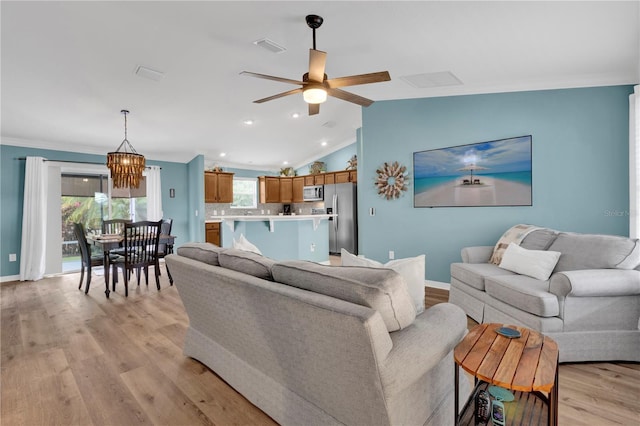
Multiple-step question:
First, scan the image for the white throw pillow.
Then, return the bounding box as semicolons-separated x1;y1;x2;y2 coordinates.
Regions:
341;249;425;314
499;243;561;281
232;233;262;255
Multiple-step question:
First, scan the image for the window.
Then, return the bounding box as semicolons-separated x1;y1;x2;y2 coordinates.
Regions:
231;177;257;208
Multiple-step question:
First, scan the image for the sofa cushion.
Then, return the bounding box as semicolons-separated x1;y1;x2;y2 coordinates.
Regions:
177;242;226;266
520;228;558;250
218;248;276;281
548;233;639;272
485;275;560;317
341;249;426;314
272;260;416;332
450;262;516;291
499;243;561;281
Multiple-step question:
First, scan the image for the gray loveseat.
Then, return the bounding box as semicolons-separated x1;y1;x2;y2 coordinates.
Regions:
449;227;640;362
166;243;469;426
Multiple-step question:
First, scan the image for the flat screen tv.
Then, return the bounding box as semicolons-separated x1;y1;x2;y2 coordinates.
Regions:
413;135;532;207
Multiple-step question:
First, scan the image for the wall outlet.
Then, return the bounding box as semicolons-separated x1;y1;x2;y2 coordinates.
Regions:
9;253;17;262
388;250;395;260
310;243;315;252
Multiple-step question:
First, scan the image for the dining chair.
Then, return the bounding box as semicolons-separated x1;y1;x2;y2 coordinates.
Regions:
156;218;174;285
110;220;162;297
73;222;104;294
101;218;131;235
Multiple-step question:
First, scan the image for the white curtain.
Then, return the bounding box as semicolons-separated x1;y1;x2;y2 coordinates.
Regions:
20;156;48;281
631;86;639;239
145;165;163;221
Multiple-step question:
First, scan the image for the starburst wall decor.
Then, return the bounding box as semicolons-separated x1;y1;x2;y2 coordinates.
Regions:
375;161;409;200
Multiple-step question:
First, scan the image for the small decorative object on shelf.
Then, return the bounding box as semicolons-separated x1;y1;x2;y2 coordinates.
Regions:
346;155;357;170
280;167;295;176
309;161;326;175
207;165;224;172
375;161;409;200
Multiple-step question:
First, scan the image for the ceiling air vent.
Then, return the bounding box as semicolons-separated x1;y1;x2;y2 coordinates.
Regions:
253;38;287;54
135;65;165;81
400;71;462;88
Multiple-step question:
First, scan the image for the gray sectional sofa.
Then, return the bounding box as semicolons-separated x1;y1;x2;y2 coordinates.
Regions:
166;243;469;426
449;227;640;362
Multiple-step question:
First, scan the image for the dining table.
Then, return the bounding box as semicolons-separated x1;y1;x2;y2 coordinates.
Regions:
86;233;176;296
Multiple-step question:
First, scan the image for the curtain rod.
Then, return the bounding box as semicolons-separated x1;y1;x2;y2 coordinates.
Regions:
14;157;160;169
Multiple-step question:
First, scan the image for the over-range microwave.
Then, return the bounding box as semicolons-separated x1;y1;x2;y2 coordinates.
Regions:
303;185;324;201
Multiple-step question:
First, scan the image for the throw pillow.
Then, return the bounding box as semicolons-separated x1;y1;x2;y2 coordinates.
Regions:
272;260;416;332
341;249;426;314
489;224;542;265
233;233;262;255
498;243;561;281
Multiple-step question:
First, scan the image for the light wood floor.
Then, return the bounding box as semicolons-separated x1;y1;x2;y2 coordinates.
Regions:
2;271;639;425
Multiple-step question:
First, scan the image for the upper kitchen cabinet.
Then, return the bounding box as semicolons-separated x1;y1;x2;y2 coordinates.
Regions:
292;177;304;203
259;176;280;203
279;177;293;203
205;171;234;203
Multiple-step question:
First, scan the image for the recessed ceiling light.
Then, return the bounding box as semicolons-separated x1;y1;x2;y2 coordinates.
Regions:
321;141;328;146
283;161;289;165
291;112;300;119
220;153;226;157
243;119;254;125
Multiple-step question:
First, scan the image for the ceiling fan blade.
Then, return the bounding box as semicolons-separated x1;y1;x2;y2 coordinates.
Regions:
240;71;304;86
327;88;374;107
309;103;320;116
325;71;391;88
253;88;303;104
308;49;327;82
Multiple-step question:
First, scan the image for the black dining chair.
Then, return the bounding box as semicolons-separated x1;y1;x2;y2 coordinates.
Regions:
156;218;174;285
101;218;131;235
110;220;162;297
73;222;104;294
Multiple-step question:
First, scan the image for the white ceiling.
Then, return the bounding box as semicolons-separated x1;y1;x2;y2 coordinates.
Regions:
2;1;638;171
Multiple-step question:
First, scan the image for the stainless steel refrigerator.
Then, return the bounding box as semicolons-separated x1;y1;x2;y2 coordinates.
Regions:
324;182;357;255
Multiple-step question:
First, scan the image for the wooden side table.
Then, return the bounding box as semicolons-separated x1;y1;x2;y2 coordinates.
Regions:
454;323;559;425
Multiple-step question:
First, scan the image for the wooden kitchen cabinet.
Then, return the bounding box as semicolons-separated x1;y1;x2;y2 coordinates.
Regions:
334;171;351;184
279;177;293;203
304;175;315;186
205;172;234;203
259;176;281;203
292;177;304;202
205;222;221;246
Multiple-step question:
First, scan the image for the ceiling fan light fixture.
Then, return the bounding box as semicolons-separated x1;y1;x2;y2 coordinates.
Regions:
303;86;327;104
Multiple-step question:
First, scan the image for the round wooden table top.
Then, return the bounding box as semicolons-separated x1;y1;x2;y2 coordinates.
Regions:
454;323;559;393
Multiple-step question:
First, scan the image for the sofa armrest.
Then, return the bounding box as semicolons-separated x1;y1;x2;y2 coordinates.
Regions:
461;246;494;263
550;269;640;298
379;303;467;396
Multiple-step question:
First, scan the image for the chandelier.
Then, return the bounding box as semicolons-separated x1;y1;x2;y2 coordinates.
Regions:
107;109;145;188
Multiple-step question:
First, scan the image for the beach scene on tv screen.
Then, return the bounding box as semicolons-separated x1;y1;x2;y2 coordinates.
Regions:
413;136;532;207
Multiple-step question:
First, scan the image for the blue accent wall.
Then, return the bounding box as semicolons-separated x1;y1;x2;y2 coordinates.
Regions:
359;86;634;282
0;144;192;278
187;155;205;242
296;143;357;176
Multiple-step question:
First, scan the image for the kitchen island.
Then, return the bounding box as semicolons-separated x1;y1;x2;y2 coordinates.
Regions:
206;214;334;263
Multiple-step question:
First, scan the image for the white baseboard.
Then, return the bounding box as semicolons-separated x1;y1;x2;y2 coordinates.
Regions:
425;280;450;290
1;275;20;284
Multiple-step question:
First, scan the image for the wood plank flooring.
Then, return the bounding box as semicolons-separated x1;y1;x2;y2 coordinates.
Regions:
2;272;639;425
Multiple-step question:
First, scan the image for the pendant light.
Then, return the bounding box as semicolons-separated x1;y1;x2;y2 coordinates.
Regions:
106;109;145;188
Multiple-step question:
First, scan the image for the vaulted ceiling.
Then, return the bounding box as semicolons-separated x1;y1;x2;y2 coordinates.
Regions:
2;1;638;170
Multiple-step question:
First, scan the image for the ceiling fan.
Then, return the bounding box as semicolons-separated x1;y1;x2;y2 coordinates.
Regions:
241;14;391;116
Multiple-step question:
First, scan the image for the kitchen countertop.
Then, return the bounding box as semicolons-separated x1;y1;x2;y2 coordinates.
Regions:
206;214;335;232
